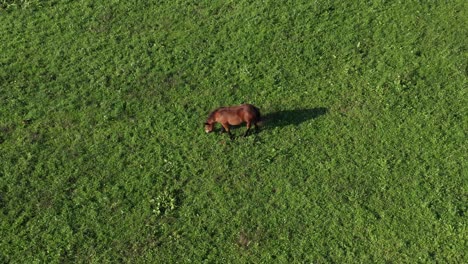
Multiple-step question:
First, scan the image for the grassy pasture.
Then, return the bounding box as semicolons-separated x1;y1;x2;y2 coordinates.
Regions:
1;0;467;262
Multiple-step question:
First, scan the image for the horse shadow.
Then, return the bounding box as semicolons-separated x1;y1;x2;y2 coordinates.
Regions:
262;107;328;128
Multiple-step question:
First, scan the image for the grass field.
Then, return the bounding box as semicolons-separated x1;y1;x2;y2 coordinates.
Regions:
1;0;467;262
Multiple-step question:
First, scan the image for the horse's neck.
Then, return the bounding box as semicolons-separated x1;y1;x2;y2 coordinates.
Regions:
207;110;219;123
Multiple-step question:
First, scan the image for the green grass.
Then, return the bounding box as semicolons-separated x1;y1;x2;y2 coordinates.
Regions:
1;0;467;262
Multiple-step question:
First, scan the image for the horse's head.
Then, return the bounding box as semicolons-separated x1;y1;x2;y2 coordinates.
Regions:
204;122;214;133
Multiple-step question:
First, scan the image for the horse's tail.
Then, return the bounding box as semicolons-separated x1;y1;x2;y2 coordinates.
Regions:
252;105;262;124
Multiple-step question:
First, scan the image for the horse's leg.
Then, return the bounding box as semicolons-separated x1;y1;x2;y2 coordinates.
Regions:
254;122;260;133
222;123;234;140
243;122;251;137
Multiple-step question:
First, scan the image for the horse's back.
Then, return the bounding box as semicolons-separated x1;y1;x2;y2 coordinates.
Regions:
217;104;260;117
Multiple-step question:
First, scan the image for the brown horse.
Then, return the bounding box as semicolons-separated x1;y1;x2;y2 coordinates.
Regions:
204;104;261;138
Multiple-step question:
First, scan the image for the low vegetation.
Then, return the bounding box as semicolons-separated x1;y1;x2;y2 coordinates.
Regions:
1;0;466;262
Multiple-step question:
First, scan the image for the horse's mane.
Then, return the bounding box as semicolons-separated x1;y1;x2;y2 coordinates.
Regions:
206;107;223;122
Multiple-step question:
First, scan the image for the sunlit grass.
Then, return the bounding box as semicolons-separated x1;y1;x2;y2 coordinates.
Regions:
1;0;466;262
